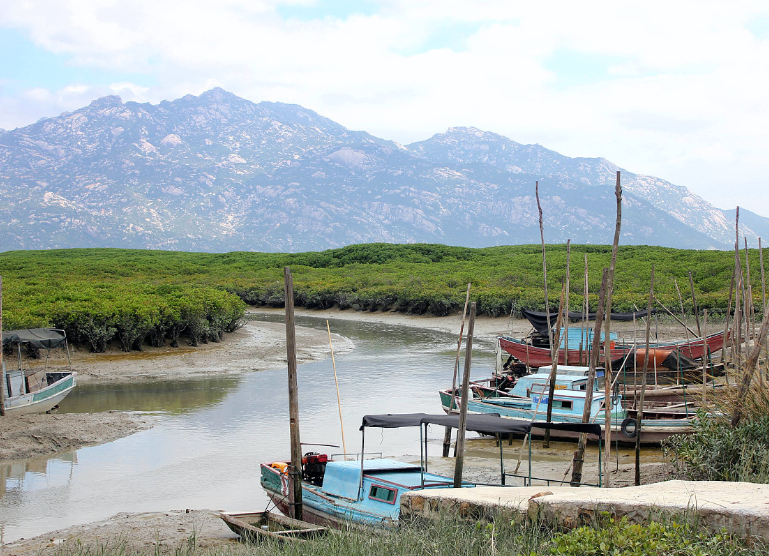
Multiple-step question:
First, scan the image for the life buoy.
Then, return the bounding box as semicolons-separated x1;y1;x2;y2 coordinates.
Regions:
620;417;638;439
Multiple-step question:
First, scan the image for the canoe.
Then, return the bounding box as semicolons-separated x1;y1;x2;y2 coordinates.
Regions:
219;511;327;543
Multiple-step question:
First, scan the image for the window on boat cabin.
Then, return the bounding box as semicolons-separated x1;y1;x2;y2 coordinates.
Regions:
369;485;397;504
553;400;573;410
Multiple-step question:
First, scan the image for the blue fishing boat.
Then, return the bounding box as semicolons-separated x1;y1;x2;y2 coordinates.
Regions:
440;366;695;444
260;413;552;528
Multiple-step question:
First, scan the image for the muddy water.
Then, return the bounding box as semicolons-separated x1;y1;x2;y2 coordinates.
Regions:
0;315;662;543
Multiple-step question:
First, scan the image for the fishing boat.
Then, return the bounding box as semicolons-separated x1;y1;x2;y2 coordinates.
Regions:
498;331;728;369
261;413;587;527
440;366;696;445
2;329;77;415
219;511;327;543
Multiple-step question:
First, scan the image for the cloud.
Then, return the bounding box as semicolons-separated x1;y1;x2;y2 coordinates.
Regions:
1;1;769;214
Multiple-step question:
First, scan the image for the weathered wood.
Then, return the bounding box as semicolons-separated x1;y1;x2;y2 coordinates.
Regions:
689;271;701;338
284;267;302;520
544;281;566;447
0;276;4;417
564;240;571;366
571;267;608;487
723;266;736;369
327;320;347;458
674;279;691;347
536;181;554;352
635;265;655;485
734;208;743;366
761;238;767;374
603;172;622;487
449;283;472;457
745;238;756;345
582;254;589;365
731;299;769;428
454;302;476;488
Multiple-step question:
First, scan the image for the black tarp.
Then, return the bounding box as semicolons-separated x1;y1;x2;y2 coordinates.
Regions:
522;309;655;337
2;328;67;349
360;413;602;438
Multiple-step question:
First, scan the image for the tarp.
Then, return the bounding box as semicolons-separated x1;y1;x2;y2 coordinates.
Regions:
2;328;67;349
522;309;655;337
360;413;602;438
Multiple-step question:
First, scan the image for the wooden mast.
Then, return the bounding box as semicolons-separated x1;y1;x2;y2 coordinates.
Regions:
284;267;302;520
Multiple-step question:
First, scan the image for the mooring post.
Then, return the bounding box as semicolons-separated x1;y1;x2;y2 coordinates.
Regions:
284;267;302;520
0;275;5;417
454;302;476;487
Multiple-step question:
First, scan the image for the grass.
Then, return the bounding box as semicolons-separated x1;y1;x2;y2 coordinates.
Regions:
51;512;766;556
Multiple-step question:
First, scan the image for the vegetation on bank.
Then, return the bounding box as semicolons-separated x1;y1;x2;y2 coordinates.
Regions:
54;511;764;556
0;243;763;351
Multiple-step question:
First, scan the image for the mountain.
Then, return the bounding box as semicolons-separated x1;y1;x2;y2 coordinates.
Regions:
0;88;763;252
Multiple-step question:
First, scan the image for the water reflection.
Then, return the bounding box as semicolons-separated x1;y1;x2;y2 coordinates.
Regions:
58;376;242;414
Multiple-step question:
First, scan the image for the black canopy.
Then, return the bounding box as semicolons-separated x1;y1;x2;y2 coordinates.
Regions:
522;308;655;337
361;413;602;438
2;328;67;349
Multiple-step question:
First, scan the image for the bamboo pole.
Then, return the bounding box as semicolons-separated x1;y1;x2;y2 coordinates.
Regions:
454;302;476;488
571;267;609;487
583;254;589;365
745;238;756;346
565;240;571;365
689;271;701;338
284;267;302;520
326;320;347;459
731;298;769;428
446;283;472;457
761;238;767;373
0;276;4;417
544;282;566;448
536;181;554;353
734;208;743;366
652;294;698;337
602;172;622;487
723;267;736;369
635;265;654;485
674;280;691;349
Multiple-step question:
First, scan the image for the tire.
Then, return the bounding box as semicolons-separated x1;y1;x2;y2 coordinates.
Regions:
620;417;638;439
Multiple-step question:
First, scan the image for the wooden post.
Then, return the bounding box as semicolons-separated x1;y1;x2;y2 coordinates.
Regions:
571;268;609;486
454;302;476;488
635;266;654;485
734;208;743;366
327;321;347;458
689;271;701;338
761;238;767;373
564;240;571;365
536;182;554;353
745;238;756;346
544;282;566;447
284;267;302;520
722;267;736;368
583;254;589;365
731;299;769;427
446;283;471;457
602;172;622;487
0;276;4;417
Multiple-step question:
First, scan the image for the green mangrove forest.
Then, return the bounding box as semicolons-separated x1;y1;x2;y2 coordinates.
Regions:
0;243;763;351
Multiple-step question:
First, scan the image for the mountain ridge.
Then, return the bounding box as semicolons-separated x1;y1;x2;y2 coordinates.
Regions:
0;88;762;253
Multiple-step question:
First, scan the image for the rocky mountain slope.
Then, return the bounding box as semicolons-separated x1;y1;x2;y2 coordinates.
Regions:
0;88;761;252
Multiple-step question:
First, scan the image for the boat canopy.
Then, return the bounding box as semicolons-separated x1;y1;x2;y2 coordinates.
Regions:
360;413;602;438
522;308;654;337
2;328;67;349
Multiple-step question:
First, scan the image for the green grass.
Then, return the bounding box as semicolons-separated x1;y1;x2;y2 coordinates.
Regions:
0;243;762;351
51;512;765;556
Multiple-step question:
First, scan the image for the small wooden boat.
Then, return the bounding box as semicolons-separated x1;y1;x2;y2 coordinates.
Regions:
2;328;77;415
219;510;328;543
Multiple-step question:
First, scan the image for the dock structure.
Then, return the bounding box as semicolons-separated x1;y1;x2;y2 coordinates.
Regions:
401;481;769;542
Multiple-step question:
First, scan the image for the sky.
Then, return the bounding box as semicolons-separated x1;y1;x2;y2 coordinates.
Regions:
1;0;769;217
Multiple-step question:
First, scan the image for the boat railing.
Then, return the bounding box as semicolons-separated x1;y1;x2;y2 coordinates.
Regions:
329;452;383;462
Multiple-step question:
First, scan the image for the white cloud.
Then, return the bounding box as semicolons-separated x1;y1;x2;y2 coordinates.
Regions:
1;0;769;214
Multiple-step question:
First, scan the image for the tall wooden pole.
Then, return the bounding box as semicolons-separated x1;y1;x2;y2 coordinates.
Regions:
544;282;566;447
760;238;767;373
284;267;302;520
635;266;654;485
536;182;554;354
571;268;609;486
445;283;471;457
734;208;743;366
564;240;571;365
583;255;589;365
602;172;622;487
745;238;757;353
689;271;701;338
722;267;736;368
731;299;769;428
327;321;347;458
0;276;4;417
454;302;476;488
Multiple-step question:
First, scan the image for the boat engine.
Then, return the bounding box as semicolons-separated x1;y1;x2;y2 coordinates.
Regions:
302;452;328;486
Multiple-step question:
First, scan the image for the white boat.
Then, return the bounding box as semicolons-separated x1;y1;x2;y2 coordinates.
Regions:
2;328;77;415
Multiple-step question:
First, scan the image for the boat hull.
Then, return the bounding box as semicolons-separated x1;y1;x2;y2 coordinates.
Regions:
220;511;327;542
4;372;77;415
499;331;727;369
